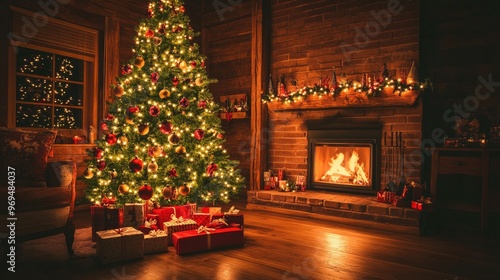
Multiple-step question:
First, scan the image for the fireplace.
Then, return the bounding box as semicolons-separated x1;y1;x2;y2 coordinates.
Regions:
307;122;381;194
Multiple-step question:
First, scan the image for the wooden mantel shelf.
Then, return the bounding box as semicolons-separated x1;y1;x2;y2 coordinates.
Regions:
266;89;421;111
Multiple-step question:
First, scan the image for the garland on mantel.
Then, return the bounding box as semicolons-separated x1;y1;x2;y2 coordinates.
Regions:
262;64;432;104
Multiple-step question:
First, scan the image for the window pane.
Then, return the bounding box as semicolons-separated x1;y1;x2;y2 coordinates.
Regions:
55;82;83;106
56;55;83;82
16;76;53;103
54;107;82;129
16;47;53;77
16;104;52;128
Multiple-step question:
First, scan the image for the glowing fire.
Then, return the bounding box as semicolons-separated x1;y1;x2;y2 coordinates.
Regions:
315;146;371;186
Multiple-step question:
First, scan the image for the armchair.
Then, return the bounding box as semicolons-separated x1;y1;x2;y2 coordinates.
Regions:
0;128;76;256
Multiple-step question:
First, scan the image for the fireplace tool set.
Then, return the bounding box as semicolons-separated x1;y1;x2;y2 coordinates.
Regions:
384;131;405;194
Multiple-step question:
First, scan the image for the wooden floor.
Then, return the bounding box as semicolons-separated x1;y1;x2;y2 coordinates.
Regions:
4;200;500;280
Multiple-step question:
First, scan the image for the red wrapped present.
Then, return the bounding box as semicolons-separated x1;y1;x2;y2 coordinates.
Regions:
224;214;244;230
172;226;244;255
192;213;211;227
91;205;123;242
411;199;433;212
138;217;159;234
377;191;395;204
163;217;198;245
151;205;193;229
96;227;144;264
144;230;168;255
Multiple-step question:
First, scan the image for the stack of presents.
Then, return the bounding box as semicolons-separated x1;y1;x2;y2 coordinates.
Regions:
377;181;433;212
91;202;244;264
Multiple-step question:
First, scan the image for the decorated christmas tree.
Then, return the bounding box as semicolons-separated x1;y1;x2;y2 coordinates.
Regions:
83;0;245;207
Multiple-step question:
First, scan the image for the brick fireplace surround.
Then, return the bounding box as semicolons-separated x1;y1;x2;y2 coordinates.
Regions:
247;103;426;235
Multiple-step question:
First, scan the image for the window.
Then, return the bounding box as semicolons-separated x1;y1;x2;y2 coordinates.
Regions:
16;47;85;129
8;6;99;136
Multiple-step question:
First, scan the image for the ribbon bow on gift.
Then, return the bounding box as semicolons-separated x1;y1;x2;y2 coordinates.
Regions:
144;219;157;228
149;229;165;237
170;214;185;223
197;225;216;234
224;206;240;214
113;227;129;235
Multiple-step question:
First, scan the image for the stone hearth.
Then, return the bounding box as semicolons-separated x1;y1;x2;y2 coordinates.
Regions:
247;190;426;235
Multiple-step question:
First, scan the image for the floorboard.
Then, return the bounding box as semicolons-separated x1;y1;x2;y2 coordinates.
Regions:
3;200;500;280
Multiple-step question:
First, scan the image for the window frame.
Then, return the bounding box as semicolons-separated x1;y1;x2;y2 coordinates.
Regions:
7;6;99;138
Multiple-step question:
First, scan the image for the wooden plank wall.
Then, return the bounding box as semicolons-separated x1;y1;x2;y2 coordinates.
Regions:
420;1;500;182
201;0;253;189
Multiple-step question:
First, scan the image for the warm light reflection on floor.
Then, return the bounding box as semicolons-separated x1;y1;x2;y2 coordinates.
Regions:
214;262;235;280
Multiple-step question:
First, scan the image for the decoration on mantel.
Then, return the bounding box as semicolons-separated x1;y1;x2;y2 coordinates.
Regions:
262;63;431;104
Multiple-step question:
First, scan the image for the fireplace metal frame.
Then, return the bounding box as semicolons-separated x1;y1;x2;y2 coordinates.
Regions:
307;122;381;195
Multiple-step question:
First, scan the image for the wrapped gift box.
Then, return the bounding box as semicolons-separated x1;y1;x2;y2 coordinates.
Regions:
138;216;159;234
96;227;144;264
377;191;396;204
91;205;123;242
411;200;434;212
163;219;198;245
201;207;222;215
172;227;244;255
192;213;211;227
151;205;192;230
224;214;244;230
123;203;145;228
144;230;169;255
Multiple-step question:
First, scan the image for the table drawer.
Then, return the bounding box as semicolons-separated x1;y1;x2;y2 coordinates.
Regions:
438;156;483;176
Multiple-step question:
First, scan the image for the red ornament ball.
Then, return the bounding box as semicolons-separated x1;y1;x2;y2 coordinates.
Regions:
129;157;144;173
105;113;115;120
127;105;140;115
121;64;132;75
190;61;197;68
206;162;218;177
198;100;207;109
194;128;204;140
217;133;224;139
151;72;159;84
106;133;117;145
93;147;103;159
138;184;153;200
100;122;109;132
172;77;179;87
149;105;160;117
97;160;107;171
145;29;154;38
159;121;173;134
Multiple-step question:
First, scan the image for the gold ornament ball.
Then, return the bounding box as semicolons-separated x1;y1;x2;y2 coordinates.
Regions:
178;184;190;196
125;117;134;125
83;168;94;179
110;169;118;179
134;56;145;68
162;186;172;198
175;145;186;155
159;88;171;99
138;124;149;135
119;135;128;145
113;85;124;97
179;61;188;71
195;77;203;86
148;161;158;172
151;146;163;157
118;183;129;194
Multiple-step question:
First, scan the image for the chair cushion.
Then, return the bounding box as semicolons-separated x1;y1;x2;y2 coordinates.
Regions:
0;127;57;183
